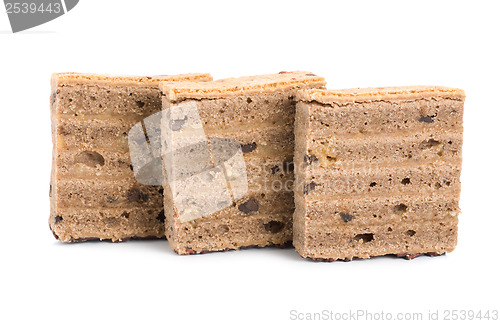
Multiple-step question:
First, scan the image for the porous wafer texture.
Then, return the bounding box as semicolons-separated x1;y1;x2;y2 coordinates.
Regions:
294;86;464;261
160;71;326;254
50;72;212;242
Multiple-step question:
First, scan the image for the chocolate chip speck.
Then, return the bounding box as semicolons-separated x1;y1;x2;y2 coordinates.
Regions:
241;142;257;153
55;216;63;223
127;188;149;204
304;155;319;165
406;230;416;237
136;101;145;108
418;114;436;123
171;117;187;131
271;166;280;174
340;213;353;222
238;197;259;214
304;182;317;195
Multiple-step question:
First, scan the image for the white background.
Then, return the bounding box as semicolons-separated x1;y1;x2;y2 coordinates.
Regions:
1;1;499;323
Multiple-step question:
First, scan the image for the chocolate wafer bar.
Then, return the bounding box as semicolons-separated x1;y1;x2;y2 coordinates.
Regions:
160;72;326;254
294;86;464;260
50;72;212;242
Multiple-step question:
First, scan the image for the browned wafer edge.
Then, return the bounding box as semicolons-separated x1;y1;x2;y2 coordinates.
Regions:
297;86;465;105
177;241;293;255
51;72;213;88
50;225;165;243
307;252;446;262
160;71;326;102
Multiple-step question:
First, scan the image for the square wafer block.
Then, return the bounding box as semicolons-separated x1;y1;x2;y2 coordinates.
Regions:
160;71;326;254
50;72;212;242
294;86;465;261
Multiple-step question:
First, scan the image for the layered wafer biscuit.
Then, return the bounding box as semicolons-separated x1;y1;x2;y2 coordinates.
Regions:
160;72;326;254
50;73;212;242
294;86;465;260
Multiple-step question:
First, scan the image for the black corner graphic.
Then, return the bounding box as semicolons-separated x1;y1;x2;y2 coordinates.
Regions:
65;0;77;11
